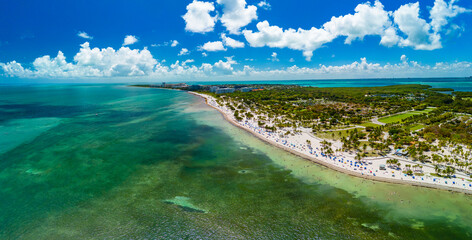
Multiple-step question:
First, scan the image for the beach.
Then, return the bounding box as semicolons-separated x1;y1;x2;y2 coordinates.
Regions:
191;91;472;194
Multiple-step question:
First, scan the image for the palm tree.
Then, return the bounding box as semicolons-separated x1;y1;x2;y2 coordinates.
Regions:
434;165;441;175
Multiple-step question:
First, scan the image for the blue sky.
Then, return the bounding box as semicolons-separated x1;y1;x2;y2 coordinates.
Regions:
1;0;472;82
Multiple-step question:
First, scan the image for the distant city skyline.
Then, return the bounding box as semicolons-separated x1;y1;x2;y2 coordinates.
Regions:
1;0;472;82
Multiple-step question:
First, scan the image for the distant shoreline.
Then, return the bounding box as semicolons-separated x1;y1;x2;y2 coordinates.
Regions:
189;91;472;195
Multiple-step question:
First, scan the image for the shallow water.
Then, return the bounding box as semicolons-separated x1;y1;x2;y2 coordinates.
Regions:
0;85;471;239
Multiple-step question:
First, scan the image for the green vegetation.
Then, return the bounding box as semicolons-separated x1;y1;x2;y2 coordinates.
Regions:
429;88;454;92
359;122;381;128
315;129;360;141
408;124;425;131
156;83;472;176
378;108;435;124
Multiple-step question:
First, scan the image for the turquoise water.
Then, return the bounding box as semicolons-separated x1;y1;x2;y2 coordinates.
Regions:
191;78;472;91
0;85;471;239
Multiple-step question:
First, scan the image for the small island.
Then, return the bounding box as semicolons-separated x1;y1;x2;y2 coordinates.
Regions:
135;83;472;193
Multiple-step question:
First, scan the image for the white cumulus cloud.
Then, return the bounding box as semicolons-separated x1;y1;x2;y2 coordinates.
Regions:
401;54;408;62
199;41;227;51
232;57;472;80
217;0;258;34
257;1;271;10
221;33;245;48
123;35;138;46
430;0;470;33
269;52;279;62
243;21;335;61
2;51;472;80
241;0;469;60
1;42;157;78
178;48;190;56
77;31;93;39
183;0;217;33
213;56;237;74
393;3;441;50
323;1;393;44
170;40;179;47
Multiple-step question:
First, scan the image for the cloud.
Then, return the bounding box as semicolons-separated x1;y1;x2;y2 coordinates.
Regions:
233;57;472;79
0;61;33;77
241;0;469;60
123;35;138;46
257;1;271;10
379;27;401;47
217;0;258;34
243;1;398;60
183;0;217;33
152;40;179;47
71;42;156;76
162;56;238;77
199;41;226;51
221;33;245;48
170;40;179;47
393;3;441;50
178;48;190;56
430;0;470;33
401;54;408;62
77;31;93;39
182;59;195;66
243;21;335;61
323;1;394;44
1;42;157;78
2;47;472;80
269;52;279;62
213;56;237;74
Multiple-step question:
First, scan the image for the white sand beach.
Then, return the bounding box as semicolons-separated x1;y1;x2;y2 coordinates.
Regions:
191;92;472;194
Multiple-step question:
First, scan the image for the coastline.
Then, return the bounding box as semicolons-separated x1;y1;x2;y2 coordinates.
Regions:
189;91;472;195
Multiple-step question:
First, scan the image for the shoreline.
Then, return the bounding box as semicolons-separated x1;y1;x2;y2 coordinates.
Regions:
189;91;472;195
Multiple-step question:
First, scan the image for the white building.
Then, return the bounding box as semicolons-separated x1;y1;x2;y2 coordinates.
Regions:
210;86;219;93
215;88;235;94
240;87;253;92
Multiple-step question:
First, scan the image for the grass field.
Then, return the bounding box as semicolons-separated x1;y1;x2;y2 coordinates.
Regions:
359;122;381;128
378;108;435;124
315;128;363;140
408;124;425;131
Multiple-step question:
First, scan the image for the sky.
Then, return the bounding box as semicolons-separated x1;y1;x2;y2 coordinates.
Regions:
0;0;472;82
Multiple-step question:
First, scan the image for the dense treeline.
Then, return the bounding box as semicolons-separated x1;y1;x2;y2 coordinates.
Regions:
223;84;449;127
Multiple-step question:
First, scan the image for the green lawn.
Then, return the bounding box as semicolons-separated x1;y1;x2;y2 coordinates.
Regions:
408;124;425;131
359;122;381;128
378;108;435;124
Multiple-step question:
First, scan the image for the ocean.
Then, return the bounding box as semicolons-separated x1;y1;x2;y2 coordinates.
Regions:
0;84;471;239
